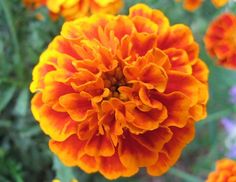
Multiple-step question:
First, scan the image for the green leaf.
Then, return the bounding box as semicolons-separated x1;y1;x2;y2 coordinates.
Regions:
13;88;29;116
0;86;16;112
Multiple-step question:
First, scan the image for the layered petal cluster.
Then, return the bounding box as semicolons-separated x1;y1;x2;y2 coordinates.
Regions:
23;0;123;20
176;0;228;11
30;3;209;179
204;13;236;69
206;158;236;182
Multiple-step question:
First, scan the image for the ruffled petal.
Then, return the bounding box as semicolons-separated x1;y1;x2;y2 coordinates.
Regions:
49;135;85;166
85;133;115;157
98;152;138;179
39;105;77;141
59;93;93;122
31;93;43;121
147;120;195;175
118;132;159;168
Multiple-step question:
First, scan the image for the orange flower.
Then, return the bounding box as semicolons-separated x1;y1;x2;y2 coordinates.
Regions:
204;13;236;69
206;158;236;182
30;3;209;179
211;0;229;8
176;0;203;11
23;0;123;20
176;0;228;11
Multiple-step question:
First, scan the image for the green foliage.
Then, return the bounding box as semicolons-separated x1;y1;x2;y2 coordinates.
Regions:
0;0;236;181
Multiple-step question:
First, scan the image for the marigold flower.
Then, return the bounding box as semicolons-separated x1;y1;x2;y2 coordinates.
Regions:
204;13;236;69
206;158;236;182
23;0;123;20
211;0;229;8
176;0;203;11
176;0;228;11
30;3;209;179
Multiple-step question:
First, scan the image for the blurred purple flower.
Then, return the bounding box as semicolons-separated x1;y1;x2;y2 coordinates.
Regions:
221;117;236;159
229;86;236;104
228;145;236;158
221;118;236;133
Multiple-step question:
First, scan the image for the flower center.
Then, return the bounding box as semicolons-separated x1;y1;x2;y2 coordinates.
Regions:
102;67;128;101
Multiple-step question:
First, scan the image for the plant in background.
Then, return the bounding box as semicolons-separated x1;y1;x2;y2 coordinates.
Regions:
23;0;123;21
206;158;236;181
176;0;229;11
30;3;209;179
204;13;236;69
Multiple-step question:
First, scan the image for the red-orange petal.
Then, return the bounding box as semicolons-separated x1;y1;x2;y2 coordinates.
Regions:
59;93;93;122
49;135;85;166
39;105;77;141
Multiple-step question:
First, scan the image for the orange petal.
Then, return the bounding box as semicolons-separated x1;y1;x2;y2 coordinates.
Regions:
77;113;98;140
39;105;77;141
143;48;171;70
151;91;192;127
50;36;81;59
226;54;236;69
49;135;85;166
189;103;207;121
166;71;200;106
159;24;197;62
77;154;98;173
105;16;134;40
100;100;124;139
91;0;123;15
31;93;43;121
84;133;115;157
192;59;209;83
147;151;171;176
30;51;57;92
183;0;203;11
124;62;168;92
132;16;158;34
118;132;159;168
69;69;98;91
73;59;99;74
59;93;93;122
139;87;163;109
129;3;170;36
129;3;153;18
126;104;167;131
97;46;118;72
131;32;157;56
211;0;228;8
165;120;195;161
131;126;173;152
61;18;89;40
148;120;195;175
139;63;168;92
164;48;192;74
99;152;138;180
42;81;73;106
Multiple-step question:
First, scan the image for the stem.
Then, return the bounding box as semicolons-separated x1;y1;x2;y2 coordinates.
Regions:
0;0;23;79
169;168;204;182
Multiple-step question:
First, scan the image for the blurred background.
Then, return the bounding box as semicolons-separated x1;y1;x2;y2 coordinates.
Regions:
1;0;236;181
